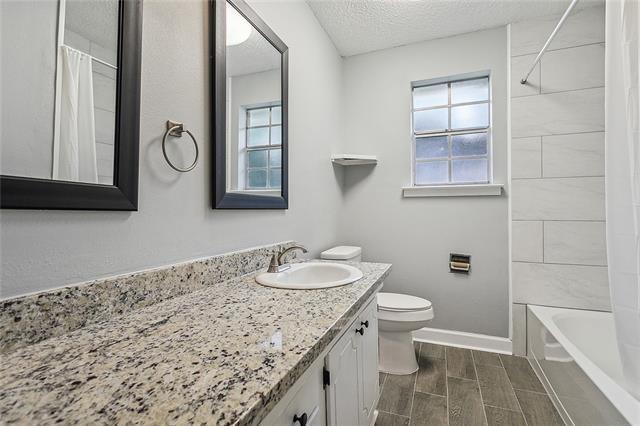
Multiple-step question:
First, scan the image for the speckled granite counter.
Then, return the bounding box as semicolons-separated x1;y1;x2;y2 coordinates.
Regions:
0;261;390;425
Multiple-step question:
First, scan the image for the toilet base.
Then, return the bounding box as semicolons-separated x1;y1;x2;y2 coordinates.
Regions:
378;329;418;375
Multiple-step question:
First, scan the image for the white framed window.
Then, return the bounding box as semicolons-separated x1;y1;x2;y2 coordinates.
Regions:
243;104;282;189
411;75;491;186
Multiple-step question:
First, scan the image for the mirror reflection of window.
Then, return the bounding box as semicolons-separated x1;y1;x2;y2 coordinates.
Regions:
0;0;118;185
243;105;281;189
225;1;282;196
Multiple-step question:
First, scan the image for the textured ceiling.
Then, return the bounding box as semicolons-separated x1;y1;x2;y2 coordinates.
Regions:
227;29;281;77
65;0;119;51
307;0;603;57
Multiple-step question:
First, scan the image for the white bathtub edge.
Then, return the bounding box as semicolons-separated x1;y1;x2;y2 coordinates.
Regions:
528;305;640;425
527;348;575;426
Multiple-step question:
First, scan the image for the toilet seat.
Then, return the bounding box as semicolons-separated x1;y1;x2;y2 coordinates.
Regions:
378;292;432;312
377;293;434;322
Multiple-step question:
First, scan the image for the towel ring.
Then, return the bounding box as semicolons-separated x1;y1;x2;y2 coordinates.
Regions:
162;120;199;172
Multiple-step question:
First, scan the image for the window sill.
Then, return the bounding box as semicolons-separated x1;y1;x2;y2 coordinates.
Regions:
402;184;503;198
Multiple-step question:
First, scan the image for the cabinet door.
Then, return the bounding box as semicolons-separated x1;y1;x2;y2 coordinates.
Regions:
269;364;325;426
325;321;363;426
359;300;380;425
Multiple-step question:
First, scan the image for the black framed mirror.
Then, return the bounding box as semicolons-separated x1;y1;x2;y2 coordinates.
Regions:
0;0;142;210
211;0;289;209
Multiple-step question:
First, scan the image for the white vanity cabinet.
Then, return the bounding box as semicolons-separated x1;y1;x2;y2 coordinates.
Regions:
260;294;379;426
325;298;379;426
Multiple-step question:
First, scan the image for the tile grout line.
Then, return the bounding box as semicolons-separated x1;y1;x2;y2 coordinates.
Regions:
414;389;447;399
510;84;605;99
483;403;524;413
511;41;605;59
378;409;410;420
470;351;490;426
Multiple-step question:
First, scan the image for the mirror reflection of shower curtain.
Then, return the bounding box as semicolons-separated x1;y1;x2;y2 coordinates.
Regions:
605;0;639;400
53;45;98;183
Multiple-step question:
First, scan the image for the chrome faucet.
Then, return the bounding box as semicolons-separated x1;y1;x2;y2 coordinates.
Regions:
267;245;308;273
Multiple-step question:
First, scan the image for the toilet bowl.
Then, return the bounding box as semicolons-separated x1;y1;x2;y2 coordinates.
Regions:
377;292;434;375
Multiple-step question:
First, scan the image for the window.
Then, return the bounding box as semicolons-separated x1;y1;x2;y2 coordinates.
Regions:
244;105;281;189
412;76;491;185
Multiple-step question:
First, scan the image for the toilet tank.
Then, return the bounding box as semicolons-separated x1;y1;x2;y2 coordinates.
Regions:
321;246;362;262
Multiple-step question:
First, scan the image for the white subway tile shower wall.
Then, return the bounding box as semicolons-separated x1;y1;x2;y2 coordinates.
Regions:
510;6;610;311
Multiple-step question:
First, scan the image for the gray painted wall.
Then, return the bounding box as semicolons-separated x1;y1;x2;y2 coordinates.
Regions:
338;27;510;338
0;0;345;299
1;0;58;179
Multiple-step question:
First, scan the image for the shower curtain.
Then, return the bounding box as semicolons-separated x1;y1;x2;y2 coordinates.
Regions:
605;0;640;400
53;45;98;183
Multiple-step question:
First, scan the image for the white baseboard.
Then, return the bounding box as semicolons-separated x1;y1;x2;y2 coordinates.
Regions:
413;327;512;354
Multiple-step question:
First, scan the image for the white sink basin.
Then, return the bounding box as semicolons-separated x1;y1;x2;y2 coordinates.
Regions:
255;262;363;289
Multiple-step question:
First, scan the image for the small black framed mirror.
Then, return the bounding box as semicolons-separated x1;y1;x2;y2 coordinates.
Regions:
211;0;289;209
0;0;142;210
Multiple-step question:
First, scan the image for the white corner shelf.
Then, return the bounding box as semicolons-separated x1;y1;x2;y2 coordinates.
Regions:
331;154;378;166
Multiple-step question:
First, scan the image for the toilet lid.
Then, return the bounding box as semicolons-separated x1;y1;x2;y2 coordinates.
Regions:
377;292;432;311
321;246;362;260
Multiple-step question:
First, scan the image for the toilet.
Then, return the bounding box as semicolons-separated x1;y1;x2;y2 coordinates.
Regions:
320;245;362;262
322;246;434;375
378;292;434;375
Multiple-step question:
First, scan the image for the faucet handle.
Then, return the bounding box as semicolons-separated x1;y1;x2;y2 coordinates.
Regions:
267;253;280;273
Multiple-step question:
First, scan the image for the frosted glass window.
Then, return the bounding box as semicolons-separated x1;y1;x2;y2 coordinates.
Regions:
247;128;269;147
452;133;487;156
269;149;281;167
271;107;281;125
451;104;489;130
451;78;489;104
248;108;270;126
270;126;281;145
452;159;488;183
269;169;281;187
416;161;448;184
414;108;448;133
413;84;448;108
248;169;267;188
243;104;282;189
411;75;491;185
248;150;267;168
416;136;448;159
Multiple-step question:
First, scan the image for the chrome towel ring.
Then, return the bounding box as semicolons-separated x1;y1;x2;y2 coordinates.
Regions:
162;120;199;172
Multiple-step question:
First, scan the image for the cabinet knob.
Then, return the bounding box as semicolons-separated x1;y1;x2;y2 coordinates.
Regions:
293;412;308;426
361;320;369;328
356;327;364;335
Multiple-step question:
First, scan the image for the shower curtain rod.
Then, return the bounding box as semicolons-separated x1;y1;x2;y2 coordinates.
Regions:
520;0;579;84
61;44;117;71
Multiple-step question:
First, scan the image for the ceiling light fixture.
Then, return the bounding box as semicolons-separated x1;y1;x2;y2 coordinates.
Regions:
226;4;252;46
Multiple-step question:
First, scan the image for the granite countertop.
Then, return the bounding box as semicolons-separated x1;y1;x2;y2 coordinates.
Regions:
0;261;391;425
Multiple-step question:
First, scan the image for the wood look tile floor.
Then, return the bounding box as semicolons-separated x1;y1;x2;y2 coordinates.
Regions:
376;343;564;426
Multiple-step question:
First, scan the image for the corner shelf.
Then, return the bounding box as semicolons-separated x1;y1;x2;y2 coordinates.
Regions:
331;154;378;166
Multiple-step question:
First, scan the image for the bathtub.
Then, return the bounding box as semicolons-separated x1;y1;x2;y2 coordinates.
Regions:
527;305;640;425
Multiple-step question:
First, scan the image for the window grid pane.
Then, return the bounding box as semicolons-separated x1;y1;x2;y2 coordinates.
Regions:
245;105;282;189
412;76;490;185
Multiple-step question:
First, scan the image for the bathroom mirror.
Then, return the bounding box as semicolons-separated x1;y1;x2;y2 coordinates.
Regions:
211;0;289;209
0;0;142;210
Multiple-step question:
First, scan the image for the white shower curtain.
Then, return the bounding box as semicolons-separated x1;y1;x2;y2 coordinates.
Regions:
605;0;640;400
53;45;98;183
